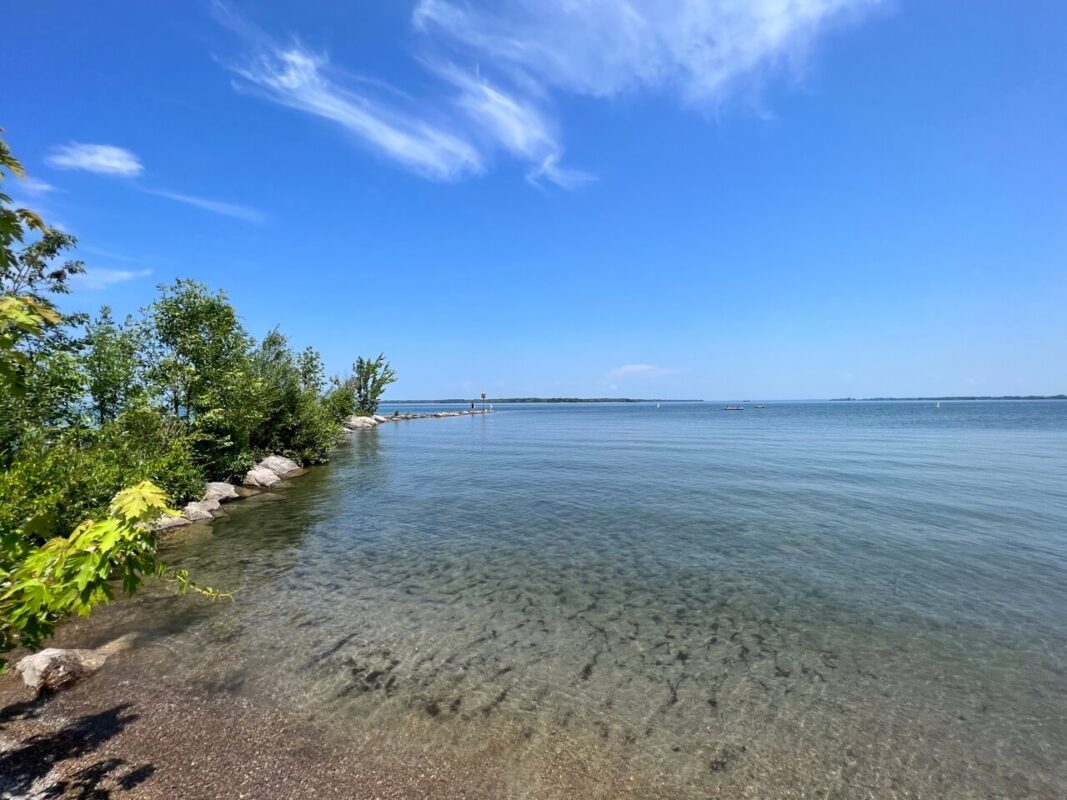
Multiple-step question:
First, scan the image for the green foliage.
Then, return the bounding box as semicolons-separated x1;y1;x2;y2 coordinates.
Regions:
0;144;87;460
0;295;60;397
141;279;252;420
323;375;358;422
0;131;398;664
352;353;397;416
0;409;204;542
0;131;47;277
0;481;223;666
84;306;142;423
245;330;342;465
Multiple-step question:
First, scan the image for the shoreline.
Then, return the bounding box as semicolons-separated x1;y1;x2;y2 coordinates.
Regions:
153;410;493;532
0;628;670;800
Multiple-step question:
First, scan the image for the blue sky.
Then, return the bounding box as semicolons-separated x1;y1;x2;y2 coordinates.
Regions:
4;1;1065;399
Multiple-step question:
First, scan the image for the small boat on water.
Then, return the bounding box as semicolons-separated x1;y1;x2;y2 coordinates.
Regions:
755;404;767;409
723;406;745;411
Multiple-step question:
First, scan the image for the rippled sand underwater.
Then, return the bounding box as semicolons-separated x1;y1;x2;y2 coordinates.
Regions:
68;402;1067;798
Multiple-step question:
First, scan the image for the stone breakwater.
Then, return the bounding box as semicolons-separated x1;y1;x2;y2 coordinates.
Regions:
151;409;493;532
343;409;493;429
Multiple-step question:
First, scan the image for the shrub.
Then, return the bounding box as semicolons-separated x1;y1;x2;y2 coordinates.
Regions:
0;409;203;542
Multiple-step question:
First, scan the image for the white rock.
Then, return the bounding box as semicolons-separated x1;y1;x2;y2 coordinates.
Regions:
15;648;107;693
150;514;192;532
344;415;378;430
258;455;301;477
202;481;239;503
243;466;281;488
372;415;388;423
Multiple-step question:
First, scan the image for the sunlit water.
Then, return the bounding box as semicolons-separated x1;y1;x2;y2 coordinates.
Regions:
71;402;1067;798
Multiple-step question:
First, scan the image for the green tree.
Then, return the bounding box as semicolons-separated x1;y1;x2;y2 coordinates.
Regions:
142;279;252;419
0;295;59;396
0;132;216;670
84;306;141;423
0;132;47;280
0;137;86;461
297;346;324;391
322;374;357;422
246;331;340;464
352;353;397;416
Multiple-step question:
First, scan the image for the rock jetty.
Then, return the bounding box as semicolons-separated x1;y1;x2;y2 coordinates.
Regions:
343;409;491;430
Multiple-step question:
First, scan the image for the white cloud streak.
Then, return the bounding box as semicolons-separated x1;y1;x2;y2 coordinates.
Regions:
43;134;263;223
72;268;152;290
413;0;878;105
46;143;144;176
230;46;483;181
219;0;878;187
143;188;266;224
19;177;56;195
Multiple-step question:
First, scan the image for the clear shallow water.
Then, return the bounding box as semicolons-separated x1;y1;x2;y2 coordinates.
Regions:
73;402;1067;798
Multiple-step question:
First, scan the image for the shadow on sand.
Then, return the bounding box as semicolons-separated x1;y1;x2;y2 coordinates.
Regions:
0;697;154;798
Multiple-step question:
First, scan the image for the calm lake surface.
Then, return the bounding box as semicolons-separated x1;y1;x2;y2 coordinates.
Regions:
74;401;1067;798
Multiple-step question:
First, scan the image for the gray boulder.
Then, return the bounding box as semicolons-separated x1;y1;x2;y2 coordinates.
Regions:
372;415;388;423
150;514;192;533
344;415;378;430
15;648;107;693
182;499;219;522
259;455;301;477
243;466;281;488
202;481;239;503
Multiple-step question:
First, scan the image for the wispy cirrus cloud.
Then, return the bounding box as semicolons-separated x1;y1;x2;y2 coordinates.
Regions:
229;46;483;181
42;140;265;223
143;188;266;224
46;143;144;176
72;268;152;290
19;177;57;196
217;0;879;188
413;0;880;106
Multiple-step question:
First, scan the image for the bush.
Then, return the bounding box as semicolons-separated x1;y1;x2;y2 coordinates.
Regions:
0;409;203;542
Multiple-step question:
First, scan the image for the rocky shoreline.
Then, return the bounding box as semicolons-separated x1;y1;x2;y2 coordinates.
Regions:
11;409;497;694
151;410;493;533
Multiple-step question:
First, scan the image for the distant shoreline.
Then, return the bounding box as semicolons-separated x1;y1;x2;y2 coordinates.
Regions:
830;395;1066;402
383;398;705;404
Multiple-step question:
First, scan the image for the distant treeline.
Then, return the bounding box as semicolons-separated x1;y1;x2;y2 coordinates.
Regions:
386;398;704;404
831;395;1067;401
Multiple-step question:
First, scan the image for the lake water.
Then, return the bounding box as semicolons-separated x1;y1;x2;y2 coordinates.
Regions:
72;401;1067;798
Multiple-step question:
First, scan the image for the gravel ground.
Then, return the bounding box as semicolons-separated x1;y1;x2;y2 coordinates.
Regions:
0;668;505;800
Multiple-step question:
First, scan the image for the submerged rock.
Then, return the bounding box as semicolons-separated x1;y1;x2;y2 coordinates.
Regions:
15;648;107;693
258;455;301;477
202;481;240;503
243;466;281;488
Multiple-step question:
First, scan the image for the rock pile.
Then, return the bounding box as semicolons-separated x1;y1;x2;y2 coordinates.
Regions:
343;409;492;430
149;454;301;531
